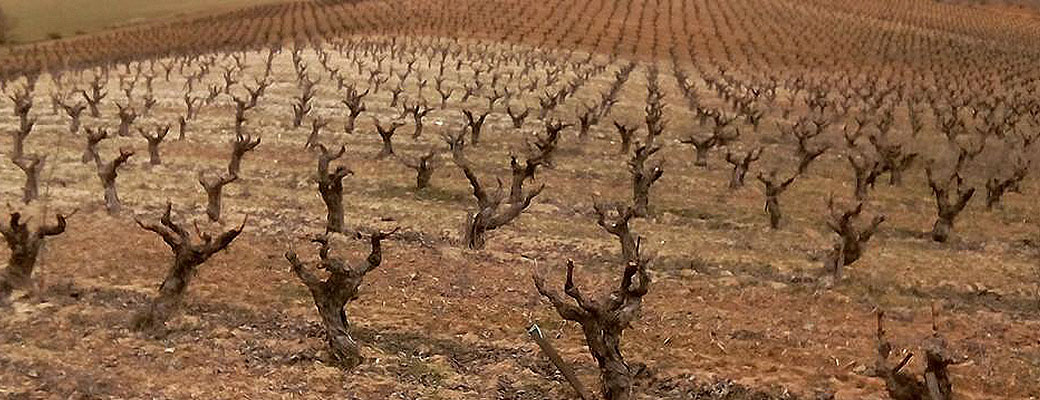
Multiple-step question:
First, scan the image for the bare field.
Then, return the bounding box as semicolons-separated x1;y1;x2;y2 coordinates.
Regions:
1;1;1039;399
0;0;287;44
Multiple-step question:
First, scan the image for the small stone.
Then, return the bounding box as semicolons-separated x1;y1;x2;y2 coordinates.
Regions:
766;281;788;290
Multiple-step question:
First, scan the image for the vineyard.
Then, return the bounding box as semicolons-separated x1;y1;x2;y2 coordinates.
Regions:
0;0;1038;399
